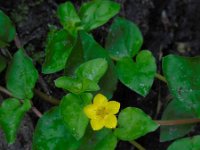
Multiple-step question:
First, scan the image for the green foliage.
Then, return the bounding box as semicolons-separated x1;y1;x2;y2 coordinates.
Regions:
60;93;92;140
42;29;75;74
80;32;118;98
57;2;81;36
55;58;108;94
6;49;38;99
163;55;200;117
0;98;31;144
79;128;117;150
167;135;200;150
0;10;16;48
79;0;120;31
106;17;143;60
0;55;6;73
114;107;159;141
116;50;156;96
33;107;81;150
160;100;196;142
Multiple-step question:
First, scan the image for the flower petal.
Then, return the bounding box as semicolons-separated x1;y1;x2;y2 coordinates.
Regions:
104;114;117;129
84;104;97;119
93;93;108;106
90;118;105;131
106;101;120;114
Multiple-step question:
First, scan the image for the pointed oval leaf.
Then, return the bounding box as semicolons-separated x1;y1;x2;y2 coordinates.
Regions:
106;17;143;60
0;98;31;144
42;29;75;74
80;31;118;98
160;99;196;142
167;135;200;150
6;49;38;99
57;2;81;36
116;50;156;96
114;107;159;141
60;93;92;140
32;107;81;150
0;10;16;48
75;58;108;82
79;0;120;31
79;128;117;150
163;55;200;117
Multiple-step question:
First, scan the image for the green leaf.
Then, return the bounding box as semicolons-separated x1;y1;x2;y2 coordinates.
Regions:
167;135;200;150
33;107;81;150
116;50;156;96
60;93;92;140
163;55;200;117
0;98;31;144
76;58;108;82
0;55;6;73
6;49;38;99
79;128;117;150
114;107;159;141
80;31;118;98
79;0;120;31
42;29;75;74
57;2;81;36
0;10;16;48
106;17;143;60
160;100;196;142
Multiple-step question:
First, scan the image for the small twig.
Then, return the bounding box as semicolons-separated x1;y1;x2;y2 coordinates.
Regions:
129;140;146;150
0;85;42;118
155;118;200;126
155;73;167;83
34;89;59;105
14;34;22;49
38;75;51;95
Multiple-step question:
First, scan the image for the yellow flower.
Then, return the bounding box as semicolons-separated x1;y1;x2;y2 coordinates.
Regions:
84;93;120;131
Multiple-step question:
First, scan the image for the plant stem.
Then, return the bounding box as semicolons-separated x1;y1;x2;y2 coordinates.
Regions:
155;73;167;83
34;89;59;105
129;140;146;150
14;34;22;49
0;85;42;118
155;118;200;126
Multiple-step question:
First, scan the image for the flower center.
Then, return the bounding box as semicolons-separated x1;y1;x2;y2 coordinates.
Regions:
96;107;109;119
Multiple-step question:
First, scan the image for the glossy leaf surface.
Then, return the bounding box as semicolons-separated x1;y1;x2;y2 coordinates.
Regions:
60;93;92;140
106;17;143;60
114;107;158;141
0;98;31;144
116;50;156;96
163;55;200;117
32;107;81;150
6;49;38;99
79;0;120;31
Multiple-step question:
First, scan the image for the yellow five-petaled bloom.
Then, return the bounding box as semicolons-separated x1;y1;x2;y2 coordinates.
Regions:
84;93;120;131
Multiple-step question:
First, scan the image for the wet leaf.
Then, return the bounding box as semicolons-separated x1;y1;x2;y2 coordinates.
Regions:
33;107;81;150
106;17;143;60
79;0;120;31
42;29;75;74
0;10;16;48
60;93;92;140
160;99;196;142
79;128;117;150
80;31;118;98
167;135;200;150
0;55;6;73
57;2;81;36
0;98;31;144
163;55;200;117
114;107;159;141
6;49;38;99
116;50;156;96
75;58;108;82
